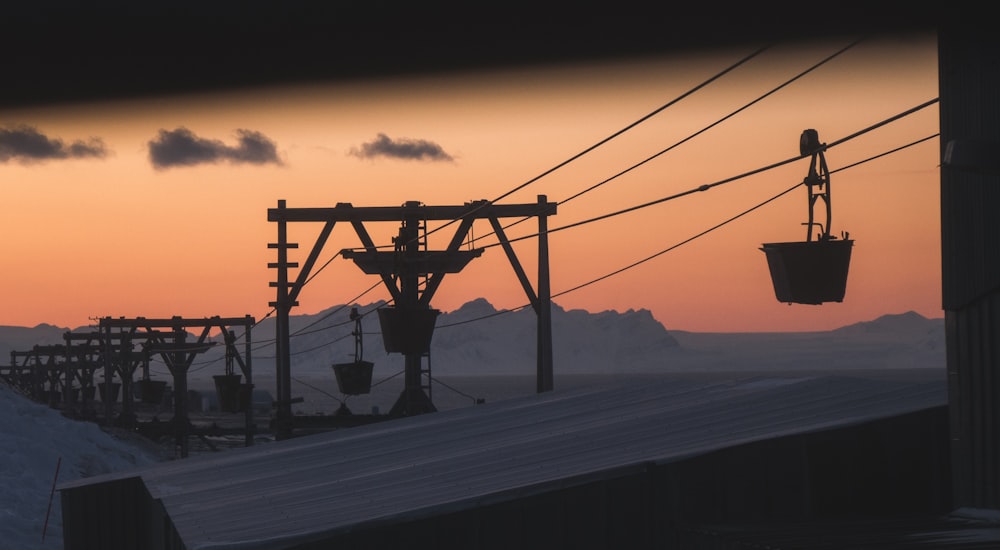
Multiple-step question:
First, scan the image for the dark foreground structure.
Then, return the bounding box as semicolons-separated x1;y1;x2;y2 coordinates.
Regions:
59;375;953;549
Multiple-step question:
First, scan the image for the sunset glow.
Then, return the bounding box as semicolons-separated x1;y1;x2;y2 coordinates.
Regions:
0;33;940;332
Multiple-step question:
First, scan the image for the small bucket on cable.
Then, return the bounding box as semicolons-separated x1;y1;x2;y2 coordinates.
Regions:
332;308;375;395
213;374;246;413
136;379;168;404
761;129;853;305
377;306;440;355
98;380;121;403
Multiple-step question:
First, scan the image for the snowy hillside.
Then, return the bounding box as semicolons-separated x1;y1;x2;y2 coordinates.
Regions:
0;383;166;549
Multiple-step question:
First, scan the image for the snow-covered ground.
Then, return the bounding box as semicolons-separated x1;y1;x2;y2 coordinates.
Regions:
0;384;168;550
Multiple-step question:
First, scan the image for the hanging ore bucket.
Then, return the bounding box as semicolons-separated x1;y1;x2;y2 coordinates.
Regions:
213;373;246;413
761;238;853;304
333;361;375;395
761;129;854;305
136;379;168;404
81;385;97;402
332;307;375;395
98;381;121;403
377;306;440;354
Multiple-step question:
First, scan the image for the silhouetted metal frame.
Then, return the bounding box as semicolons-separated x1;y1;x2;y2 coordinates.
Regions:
268;196;557;438
98;315;255;458
64;329;167;423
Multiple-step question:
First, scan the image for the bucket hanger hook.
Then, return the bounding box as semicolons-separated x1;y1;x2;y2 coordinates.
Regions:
800;129;833;242
350;307;363;363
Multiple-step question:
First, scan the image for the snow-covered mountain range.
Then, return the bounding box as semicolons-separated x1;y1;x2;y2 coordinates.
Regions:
1;300;945;386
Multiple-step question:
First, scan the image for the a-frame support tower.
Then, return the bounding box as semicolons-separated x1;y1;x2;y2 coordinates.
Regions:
268;196;557;438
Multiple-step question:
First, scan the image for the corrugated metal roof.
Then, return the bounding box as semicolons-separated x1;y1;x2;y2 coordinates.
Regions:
60;374;947;549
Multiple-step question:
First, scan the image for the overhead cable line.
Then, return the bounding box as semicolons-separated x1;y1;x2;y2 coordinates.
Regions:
288;280;384;338
552;132;940;298
435;304;532;329
224;77;929;356
442;131;939;329
188;281;386;369
288;330;356;358
482;98;940;249
405;45;771;247
242;129;941;349
471;38;865;246
429;375;483;404
240;298;386;361
292;376;344;405
301;251;344;288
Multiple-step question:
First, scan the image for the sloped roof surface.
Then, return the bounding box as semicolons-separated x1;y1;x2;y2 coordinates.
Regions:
61;374;946;549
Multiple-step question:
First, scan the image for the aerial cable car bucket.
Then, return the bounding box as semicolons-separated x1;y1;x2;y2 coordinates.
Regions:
761;129;854;305
98;380;121;403
332;308;375;395
136;378;168;404
212;374;250;413
377;306;440;355
213;334;251;413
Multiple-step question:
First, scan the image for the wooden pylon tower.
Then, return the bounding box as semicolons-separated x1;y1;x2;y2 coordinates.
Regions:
268;196;557;439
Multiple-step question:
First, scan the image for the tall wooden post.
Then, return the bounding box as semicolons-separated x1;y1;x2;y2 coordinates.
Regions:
169;328;190;458
101;321;114;425
401;209;423;413
537;194;554;393
244;315;255;447
269;199;296;440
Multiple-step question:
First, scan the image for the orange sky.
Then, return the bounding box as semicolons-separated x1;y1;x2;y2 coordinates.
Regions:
0;33;940;333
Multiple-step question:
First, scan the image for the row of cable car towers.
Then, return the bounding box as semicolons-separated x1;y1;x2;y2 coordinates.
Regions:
0;316;254;458
0;129;854;452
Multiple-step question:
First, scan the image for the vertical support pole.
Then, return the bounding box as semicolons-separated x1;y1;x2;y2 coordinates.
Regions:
169;329;190;459
101;319;114;426
244;316;254;447
537;194;554;393
401;208;423;413
119;333;134;426
62;334;72;406
272;199;293;440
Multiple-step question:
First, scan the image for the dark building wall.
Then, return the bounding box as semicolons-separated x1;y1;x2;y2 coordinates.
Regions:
938;21;1000;509
60;476;153;550
292;406;950;550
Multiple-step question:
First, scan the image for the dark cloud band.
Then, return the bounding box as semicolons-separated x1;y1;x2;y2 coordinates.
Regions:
350;133;453;161
148;127;281;169
0;125;107;162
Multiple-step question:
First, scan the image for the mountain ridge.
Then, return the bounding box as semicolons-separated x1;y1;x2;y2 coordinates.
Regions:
0;300;945;380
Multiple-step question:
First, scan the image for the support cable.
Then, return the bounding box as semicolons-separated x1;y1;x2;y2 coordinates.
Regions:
472;38;865;245
429;375;483;404
403;45;771;247
438;132;939;329
483;98;939;249
292;375;344;405
188;281;386;370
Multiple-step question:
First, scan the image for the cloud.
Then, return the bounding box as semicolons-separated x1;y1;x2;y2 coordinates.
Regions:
0;125;108;163
350;133;454;162
148;127;282;169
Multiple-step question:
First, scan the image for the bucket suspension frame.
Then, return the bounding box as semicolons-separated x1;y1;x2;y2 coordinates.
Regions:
350;307;363;363
801;128;836;242
759;129;854;305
